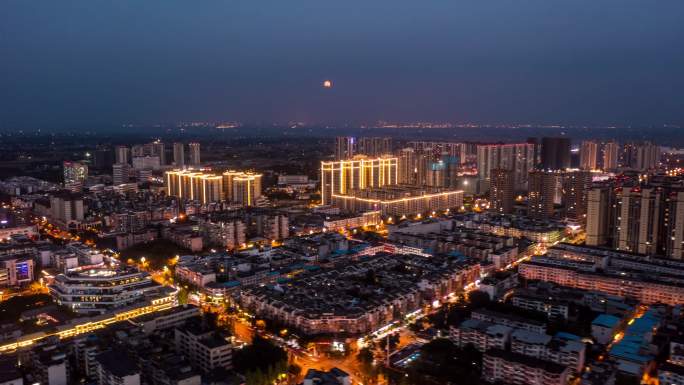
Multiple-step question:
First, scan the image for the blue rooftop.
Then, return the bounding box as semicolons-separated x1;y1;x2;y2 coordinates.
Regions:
592;314;621;328
221;280;241;288
555;332;581;341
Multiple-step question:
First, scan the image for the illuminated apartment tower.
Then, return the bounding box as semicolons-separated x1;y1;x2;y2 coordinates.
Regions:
320;156;398;205
564;170;592;222
335;137;355;160
490;169;514;214
664;191;684;259
615;186;662;255
587;181;684;259
397;148;418;185
164;170;223;204
189;142;201;166
579;141;598;170
173;142;185;167
476;143;535;191
527;170;557;219
602;142;619;171
200;176;224;204
586;186;611;246
63;161;88;192
222;171;241;202
222;171;262;205
232;173;262;206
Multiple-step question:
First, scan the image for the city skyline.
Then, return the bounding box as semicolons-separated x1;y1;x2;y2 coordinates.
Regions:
2;0;684;129
3;2;684;385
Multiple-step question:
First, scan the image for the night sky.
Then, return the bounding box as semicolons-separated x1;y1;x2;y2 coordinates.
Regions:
2;0;683;128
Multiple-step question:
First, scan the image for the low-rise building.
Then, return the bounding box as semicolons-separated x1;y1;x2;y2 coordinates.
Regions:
174;324;233;373
471;308;547;334
510;330;586;373
449;319;512;352
130;305;201;335
510;290;570;320
659;363;684;385
241;254;480;336
482;349;570;385
303;368;350;385
95;350;141;385
49;267;175;315
591;314;621;345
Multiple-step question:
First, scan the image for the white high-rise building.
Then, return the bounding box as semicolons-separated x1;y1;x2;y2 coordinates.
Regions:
115;146;130;164
112;163;129;185
173;142;185;167
189;142;201;166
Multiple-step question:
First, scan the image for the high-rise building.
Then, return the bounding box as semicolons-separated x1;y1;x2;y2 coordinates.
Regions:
625;142;660;171
173;142;185;167
335;136;355;160
585;179;684;259
564;170;592;222
152;141;166;165
112;163;130;185
221;170;242;202
320;156;398;205
50;192;85;225
397;148;417;185
526;137;541;167
63;161;88;192
540;137;571;171
528;170;558;219
132;156;161;170
357;137;392;157
93;147;114;170
131;144;145;157
579;141;598;170
174;324;233;373
200;175;224;204
615;186;662;255
407;141;473;164
115;146;130;164
232;173;262;206
189;142;201;166
165;170;224;204
586;186;611;246
476;143;535;192
602;142;619;171
664;191;684;259
490;169;514;214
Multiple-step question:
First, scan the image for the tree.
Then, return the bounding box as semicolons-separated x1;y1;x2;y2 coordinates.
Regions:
467;290;491;309
357;347;379;384
177;287;189;305
234;335;288;384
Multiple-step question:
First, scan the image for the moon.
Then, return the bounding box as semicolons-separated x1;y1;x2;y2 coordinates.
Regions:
322;79;333;88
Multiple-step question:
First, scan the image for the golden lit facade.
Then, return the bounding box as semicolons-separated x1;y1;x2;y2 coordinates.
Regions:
320;156;398;205
232;173;262;206
332;187;463;216
165;170;224;204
